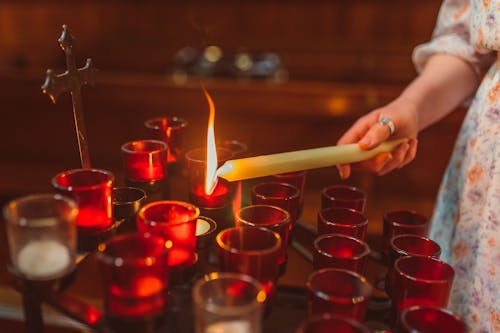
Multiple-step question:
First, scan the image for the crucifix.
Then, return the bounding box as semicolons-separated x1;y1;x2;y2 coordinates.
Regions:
41;24;96;168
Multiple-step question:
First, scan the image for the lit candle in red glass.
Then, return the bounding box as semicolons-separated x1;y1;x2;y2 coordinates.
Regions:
392;256;454;314
313;234;370;274
306;268;373;322
52;168;114;233
96;233;169;318
144;116;188;164
185;147;234;208
395;306;466;333
321;184;366;212
296;313;370;333
136;200;199;269
121;140;167;182
317;207;368;240
382;210;430;257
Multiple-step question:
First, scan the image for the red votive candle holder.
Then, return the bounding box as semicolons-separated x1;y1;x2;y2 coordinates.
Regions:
382;210;430;257
96;233;169;319
144;116;188;164
395;305;466;333
235;205;291;271
317;207;368;240
52;168;114;233
321;185;366;212
295;314;370;333
218;139;249;158
121;140;167;182
251;182;300;228
313;234;370;274
216;226;281;298
271;170;306;217
392;256;454;314
137;200;199;269
185;147;234;208
306;268;373;321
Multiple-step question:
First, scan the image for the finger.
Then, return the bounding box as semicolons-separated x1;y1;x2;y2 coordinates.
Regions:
377;143;409;175
337;113;380;145
351;152;393;173
400;139;418;167
358;119;393;150
336;164;351;180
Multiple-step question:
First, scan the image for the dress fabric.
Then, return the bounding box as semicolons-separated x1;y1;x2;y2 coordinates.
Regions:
412;1;499;332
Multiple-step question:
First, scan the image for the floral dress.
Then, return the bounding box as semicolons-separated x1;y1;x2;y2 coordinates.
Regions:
412;0;499;332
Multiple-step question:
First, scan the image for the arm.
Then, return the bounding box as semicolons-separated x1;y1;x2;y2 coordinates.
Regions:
336;53;480;179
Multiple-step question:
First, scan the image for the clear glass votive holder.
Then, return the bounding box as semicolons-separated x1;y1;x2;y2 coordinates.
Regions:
136;200;200;269
3;194;77;281
271;170;306;217
52;168;114;233
392;256;454;314
382;210;430;256
235;205;291;272
216;226;281;298
295;313;370;333
394;305;466;333
121;140;168;182
306;268;373;321
113;186;147;233
185;147;235;208
313;234;370;274
317;207;368;240
251;182;300;226
193;272;266;333
321;184;366;212
96;233;169;319
144;116;188;164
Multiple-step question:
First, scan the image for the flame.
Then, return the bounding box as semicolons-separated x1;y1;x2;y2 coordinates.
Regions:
203;87;218;195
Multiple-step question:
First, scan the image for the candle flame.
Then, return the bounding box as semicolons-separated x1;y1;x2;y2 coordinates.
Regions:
203;87;218;195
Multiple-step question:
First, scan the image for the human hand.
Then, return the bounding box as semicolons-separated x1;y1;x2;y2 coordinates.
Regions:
336;97;419;179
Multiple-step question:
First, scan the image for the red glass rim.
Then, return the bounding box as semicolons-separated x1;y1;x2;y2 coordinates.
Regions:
319;207;368;227
185;147;233;164
306;268;373;303
137;200;200;226
216;226;282;255
144;116;188;130
236;204;291;228
96;233;168;267
399;305;465;331
314;234;370;260
394;256;454;283
321;185;366;201
384;210;428;227
120;139;167;154
252;182;300;201
52;168;114;191
218;139;248;157
296;313;370;333
391;234;441;258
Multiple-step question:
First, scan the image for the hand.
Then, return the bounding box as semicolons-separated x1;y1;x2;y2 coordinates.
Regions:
336;96;419;179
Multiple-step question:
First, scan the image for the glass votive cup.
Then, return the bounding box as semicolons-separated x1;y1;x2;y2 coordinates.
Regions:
251;182;300;226
317;207;368;240
52;168;114;233
144;116;188;164
218;139;249;158
113;186;147;232
270;170;306;217
394;305;466;333
136;200;200;269
185;147;235;208
193;272;266;333
96;233;169;319
392;256;454;314
313;234;370;274
295;313;370;333
216;226;281;298
235;205;291;270
321;184;366;212
121;140;168;182
3;194;77;281
306;268;373;321
382;210;430;256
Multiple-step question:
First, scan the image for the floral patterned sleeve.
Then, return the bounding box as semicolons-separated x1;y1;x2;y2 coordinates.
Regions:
412;0;495;78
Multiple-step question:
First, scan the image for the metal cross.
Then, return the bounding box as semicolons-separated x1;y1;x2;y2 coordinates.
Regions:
41;24;96;168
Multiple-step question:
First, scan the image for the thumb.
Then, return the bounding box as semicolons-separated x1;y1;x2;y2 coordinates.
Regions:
358;120;392;150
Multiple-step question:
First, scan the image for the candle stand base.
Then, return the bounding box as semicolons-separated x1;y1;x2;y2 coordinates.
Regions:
126;178;168;203
170;254;199;286
106;313;166;333
199;204;234;231
77;219;123;253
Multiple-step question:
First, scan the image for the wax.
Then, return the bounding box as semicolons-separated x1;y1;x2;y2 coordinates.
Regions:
217;139;407;182
196;218;211;236
205;320;251;333
17;240;71;278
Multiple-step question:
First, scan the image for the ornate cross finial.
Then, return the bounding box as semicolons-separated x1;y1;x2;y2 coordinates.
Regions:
41;24;96;168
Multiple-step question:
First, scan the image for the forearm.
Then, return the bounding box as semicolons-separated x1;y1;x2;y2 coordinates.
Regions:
399;53;481;131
